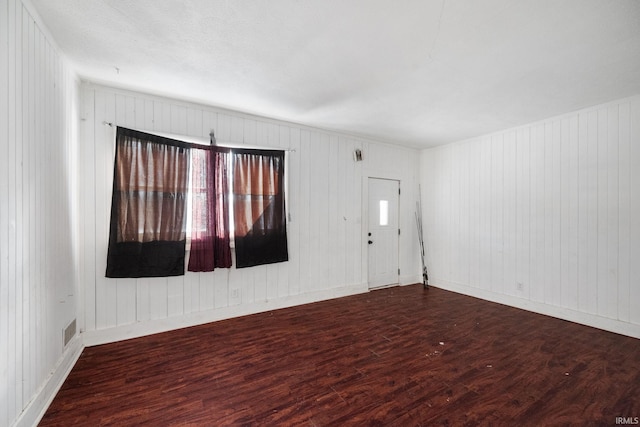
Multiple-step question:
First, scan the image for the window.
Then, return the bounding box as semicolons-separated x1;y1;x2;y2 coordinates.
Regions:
105;128;191;278
379;200;389;226
186;146;232;272
232;149;288;268
106;127;288;278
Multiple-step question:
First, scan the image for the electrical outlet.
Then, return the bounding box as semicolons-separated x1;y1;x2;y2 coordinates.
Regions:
516;282;524;291
230;289;240;299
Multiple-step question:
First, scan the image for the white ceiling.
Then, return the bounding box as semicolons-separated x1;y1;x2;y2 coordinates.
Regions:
32;0;640;148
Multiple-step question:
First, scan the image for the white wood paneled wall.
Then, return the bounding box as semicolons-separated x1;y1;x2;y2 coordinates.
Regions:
421;95;640;338
1;0;80;425
79;83;420;342
364;142;422;285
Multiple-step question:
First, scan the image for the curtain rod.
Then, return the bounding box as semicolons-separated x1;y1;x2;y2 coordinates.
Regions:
102;122;296;152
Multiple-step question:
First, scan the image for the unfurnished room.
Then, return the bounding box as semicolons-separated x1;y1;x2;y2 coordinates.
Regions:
1;0;640;426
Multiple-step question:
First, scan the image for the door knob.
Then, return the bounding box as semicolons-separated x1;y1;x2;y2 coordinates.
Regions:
368;240;373;245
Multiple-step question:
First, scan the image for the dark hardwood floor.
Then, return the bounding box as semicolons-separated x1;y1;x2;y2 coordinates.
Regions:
41;284;640;426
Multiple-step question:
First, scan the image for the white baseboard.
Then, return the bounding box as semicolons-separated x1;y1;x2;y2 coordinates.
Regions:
400;275;422;286
14;335;84;427
430;279;640;339
83;282;369;347
14;283;369;426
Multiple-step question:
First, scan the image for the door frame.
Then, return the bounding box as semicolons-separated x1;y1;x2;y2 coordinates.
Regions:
363;174;403;289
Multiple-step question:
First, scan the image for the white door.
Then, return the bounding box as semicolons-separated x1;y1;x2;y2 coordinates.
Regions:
368;178;400;288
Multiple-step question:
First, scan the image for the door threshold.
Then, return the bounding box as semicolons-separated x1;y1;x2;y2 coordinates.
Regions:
369;283;399;291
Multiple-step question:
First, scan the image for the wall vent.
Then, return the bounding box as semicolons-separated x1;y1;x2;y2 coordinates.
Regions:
63;319;77;347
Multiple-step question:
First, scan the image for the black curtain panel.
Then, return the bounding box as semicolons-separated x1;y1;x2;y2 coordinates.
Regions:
106;127;191;278
232;149;288;268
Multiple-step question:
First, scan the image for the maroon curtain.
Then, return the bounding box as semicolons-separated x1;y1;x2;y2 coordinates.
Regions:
232;149;288;268
188;146;232;271
106;127;191;278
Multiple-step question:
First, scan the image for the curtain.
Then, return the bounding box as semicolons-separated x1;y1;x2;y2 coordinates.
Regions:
188;146;232;271
106;127;191;278
232;149;288;268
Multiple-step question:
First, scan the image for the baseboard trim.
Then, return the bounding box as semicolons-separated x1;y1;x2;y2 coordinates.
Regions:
400;275;422;286
13;283;370;426
430;279;640;339
83;283;369;347
14;335;84;427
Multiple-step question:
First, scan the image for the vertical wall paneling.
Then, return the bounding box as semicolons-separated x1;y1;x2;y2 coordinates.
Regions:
8;0;17;415
78;83;420;343
336;138;349;286
442;145;451;283
491;134;504;294
565;116;579;310
630;97;640;326
288;128;302;296
452;144;462;284
596;109;609;318
503;131;516;296
543;122;553;304
343;138;356;286
2;1;81;425
577;111;589;313
328;135;339;289
298;130;311;291
606;105;619;320
421;96;640;338
37;17;45;387
479;137;491;290
352;139;364;286
516;128;531;299
95;91;114;329
320;133;331;289
459;140;470;285
469;140;480;288
33;15;42;391
550;121;562;306
308;131;321;292
27;12;36;401
13;0;24;416
80;82;95;333
449;144;459;284
1;0;10;422
586;110;599;314
531;123;545;303
618;103;630;323
19;6;31;407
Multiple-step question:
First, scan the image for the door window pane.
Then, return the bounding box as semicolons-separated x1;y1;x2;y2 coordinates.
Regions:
379;200;388;226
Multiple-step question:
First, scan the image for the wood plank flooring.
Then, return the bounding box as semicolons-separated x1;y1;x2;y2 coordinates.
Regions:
40;285;640;426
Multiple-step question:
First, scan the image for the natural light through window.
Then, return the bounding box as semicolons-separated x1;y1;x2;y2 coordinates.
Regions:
186;150;236;245
379;200;388;226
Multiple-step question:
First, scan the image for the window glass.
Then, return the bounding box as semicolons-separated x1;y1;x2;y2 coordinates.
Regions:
379;200;388;226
